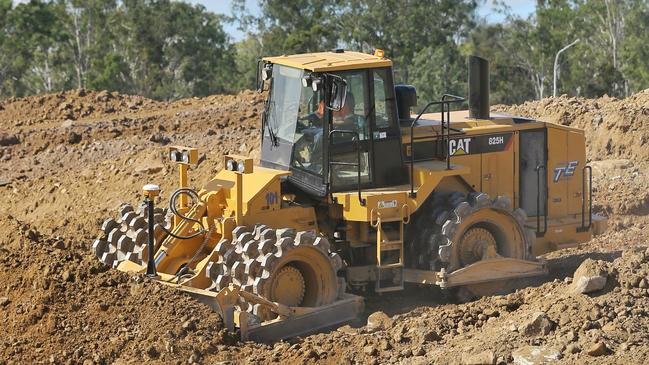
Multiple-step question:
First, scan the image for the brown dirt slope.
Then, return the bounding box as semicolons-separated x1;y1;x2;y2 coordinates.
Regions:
0;88;648;364
494;90;649;161
0;89;260;364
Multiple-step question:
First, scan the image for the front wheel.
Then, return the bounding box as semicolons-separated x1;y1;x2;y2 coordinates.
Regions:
205;225;345;320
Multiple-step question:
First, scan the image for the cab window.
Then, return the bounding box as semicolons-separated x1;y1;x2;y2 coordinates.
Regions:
373;68;397;130
330;69;371;188
331;71;369;143
291;82;324;175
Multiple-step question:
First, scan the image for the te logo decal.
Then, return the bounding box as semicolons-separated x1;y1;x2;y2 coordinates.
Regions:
553;161;579;182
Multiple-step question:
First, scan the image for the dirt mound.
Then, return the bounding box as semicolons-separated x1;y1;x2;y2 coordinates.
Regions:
0;89;262;364
0;89;263;191
0;89;158;126
0;213;233;364
219;248;648;364
493;89;649;162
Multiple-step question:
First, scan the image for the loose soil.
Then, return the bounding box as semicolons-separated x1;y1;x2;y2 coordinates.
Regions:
1;89;648;364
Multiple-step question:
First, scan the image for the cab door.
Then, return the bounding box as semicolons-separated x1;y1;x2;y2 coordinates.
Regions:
519;129;547;217
370;68;406;187
329;70;374;191
328;67;406;192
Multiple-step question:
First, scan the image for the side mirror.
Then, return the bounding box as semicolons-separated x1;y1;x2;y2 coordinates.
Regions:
256;61;271;92
326;76;347;111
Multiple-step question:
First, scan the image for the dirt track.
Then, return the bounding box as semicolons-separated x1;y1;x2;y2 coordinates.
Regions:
1;89;648;364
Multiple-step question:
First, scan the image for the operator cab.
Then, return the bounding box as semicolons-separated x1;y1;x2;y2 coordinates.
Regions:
258;51;406;197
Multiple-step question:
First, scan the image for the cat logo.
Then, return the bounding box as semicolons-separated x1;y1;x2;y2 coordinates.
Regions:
449;138;472;156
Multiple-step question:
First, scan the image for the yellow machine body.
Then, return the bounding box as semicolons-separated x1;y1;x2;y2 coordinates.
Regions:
335;110;600;255
94;50;606;342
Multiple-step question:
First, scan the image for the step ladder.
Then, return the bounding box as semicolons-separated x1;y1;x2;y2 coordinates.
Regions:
372;204;410;293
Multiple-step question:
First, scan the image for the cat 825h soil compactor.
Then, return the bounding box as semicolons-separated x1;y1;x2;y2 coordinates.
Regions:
92;50;606;341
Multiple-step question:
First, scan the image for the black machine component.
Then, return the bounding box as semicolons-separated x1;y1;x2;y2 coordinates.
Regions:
577;165;593;232
145;195;157;277
468;55;490;120
395;85;417;124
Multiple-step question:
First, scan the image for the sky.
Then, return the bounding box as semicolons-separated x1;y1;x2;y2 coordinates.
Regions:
185;0;537;41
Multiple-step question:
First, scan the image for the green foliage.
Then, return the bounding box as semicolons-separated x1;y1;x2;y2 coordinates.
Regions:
619;1;649;94
0;0;72;96
471;0;649;100
340;0;477;108
87;52;129;91
0;0;234;100
0;0;648;102
232;36;264;91
237;0;478;109
257;0;342;55
409;46;466;107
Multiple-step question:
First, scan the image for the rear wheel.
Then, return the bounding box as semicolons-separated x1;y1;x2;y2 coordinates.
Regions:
441;193;533;272
446;193;535;300
458;227;498;266
408;192;535;300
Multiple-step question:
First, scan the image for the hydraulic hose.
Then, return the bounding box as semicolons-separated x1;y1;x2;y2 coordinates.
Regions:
160;188;206;240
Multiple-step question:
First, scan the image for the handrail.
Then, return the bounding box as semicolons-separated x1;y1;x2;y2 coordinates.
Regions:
401;204;410;224
578;165;593;232
409;94;465;198
535;164;548;236
370;208;379;227
328;129;366;206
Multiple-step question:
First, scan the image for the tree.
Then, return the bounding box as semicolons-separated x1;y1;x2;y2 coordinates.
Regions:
620;1;649;93
339;0;478;91
1;0;648;102
466;22;537;105
258;0;342;55
1;1;73;96
468;0;580;100
232;35;264;91
234;0;479;106
409;45;466;106
64;0;118;89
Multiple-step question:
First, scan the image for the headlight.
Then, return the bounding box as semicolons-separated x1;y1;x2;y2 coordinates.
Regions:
311;78;322;92
301;75;312;88
168;146;198;165
237;160;246;173
226;159;236;171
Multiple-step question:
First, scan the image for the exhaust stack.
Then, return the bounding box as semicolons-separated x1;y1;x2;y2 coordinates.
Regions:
468;55;490;120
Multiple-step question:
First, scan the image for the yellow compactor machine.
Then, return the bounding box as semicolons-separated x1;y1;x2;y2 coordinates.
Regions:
92;51;606;341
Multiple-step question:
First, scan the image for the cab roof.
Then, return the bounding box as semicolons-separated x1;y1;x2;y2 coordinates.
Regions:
263;50;392;72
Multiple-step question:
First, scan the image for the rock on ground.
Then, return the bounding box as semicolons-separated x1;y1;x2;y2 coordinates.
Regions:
462;350;496;365
512;346;561;364
366;311;394;331
572;258;608;294
518;312;554;336
0;133;19;146
586;342;609;357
